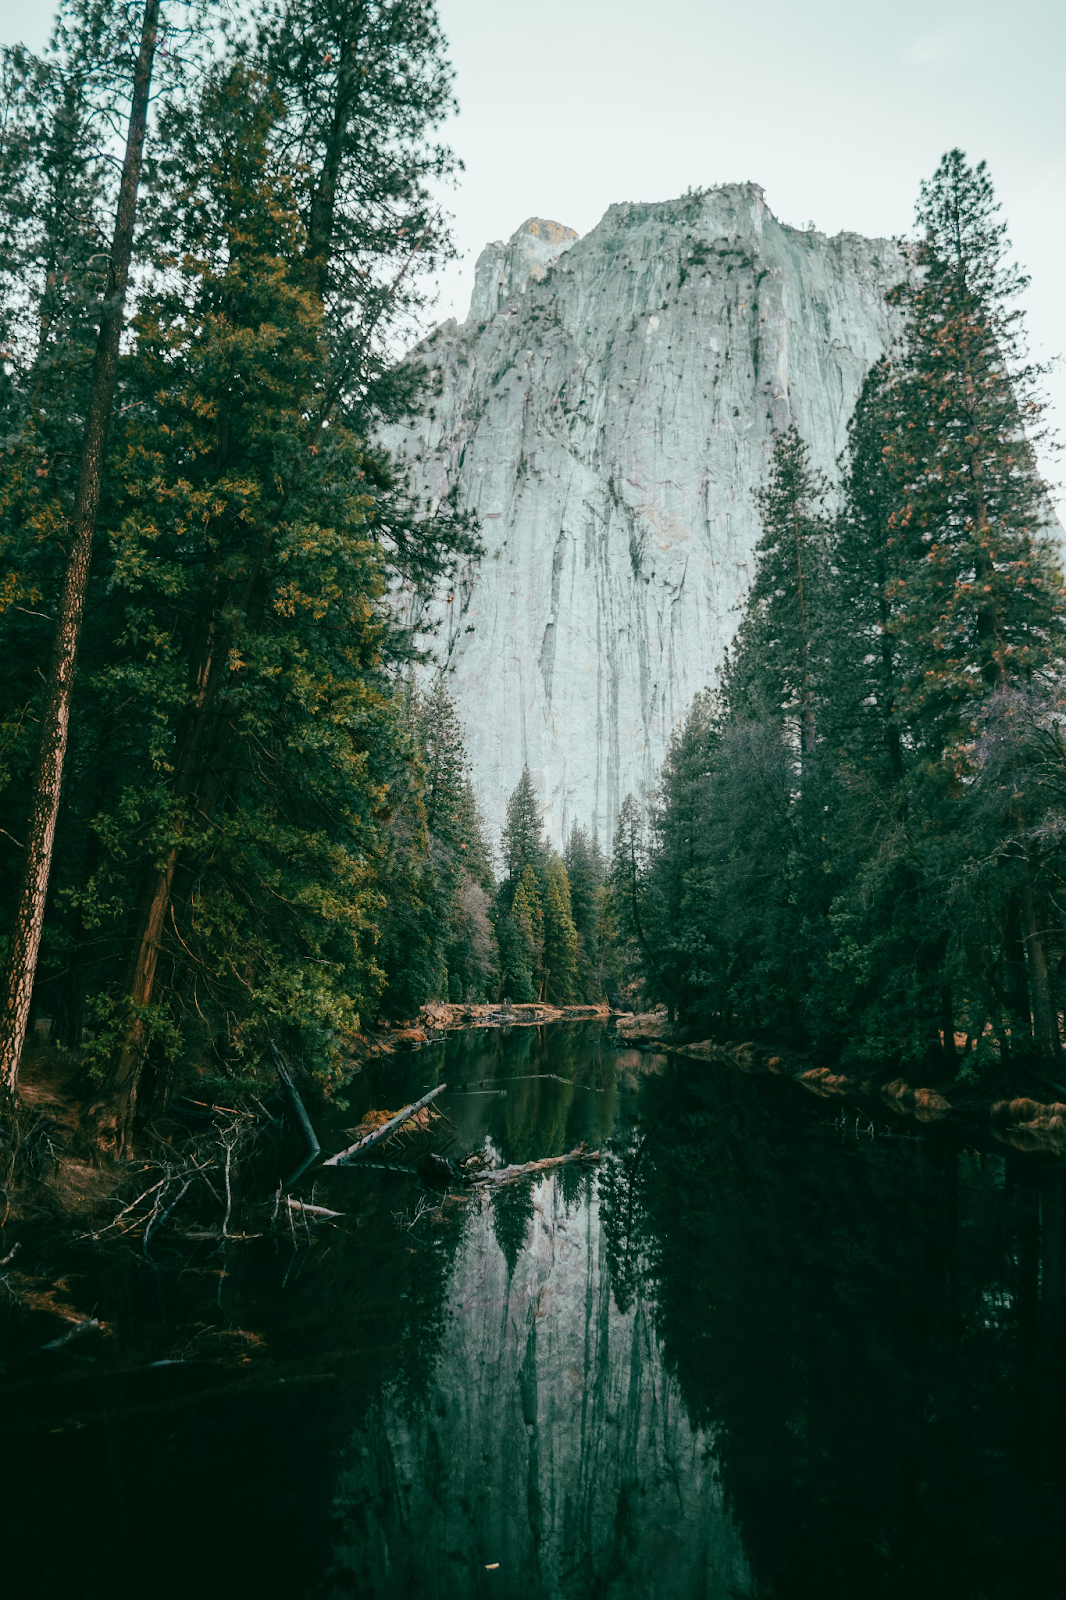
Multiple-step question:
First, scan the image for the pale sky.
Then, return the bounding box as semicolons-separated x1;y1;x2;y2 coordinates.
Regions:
431;0;1065;509
5;0;1063;502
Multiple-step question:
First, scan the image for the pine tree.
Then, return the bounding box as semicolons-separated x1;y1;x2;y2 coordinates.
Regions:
542;854;579;1003
407;678;496;1003
495;912;534;1003
500;766;545;886
608;794;657;1003
79;61;400;1140
724;423;830;760
0;0;485;1151
0;37;110;875
644;689;721;1015
886;150;1065;749
827;360;907;784
510;865;544;993
0;0;161;1100
258;0;459;432
884;151;1066;1060
707;426;836;1035
563;822;607;999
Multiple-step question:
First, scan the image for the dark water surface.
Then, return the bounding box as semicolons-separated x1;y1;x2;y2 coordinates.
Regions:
3;1022;1065;1599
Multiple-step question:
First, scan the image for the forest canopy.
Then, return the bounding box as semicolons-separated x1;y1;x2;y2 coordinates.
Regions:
0;0;1059;1172
0;0;491;1148
611;151;1066;1084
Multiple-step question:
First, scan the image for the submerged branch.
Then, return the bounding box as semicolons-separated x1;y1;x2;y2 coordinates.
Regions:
269;1039;321;1189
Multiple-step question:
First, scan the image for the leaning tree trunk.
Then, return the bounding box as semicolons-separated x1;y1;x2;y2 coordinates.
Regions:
0;0;161;1104
92;636;228;1155
90;532;274;1154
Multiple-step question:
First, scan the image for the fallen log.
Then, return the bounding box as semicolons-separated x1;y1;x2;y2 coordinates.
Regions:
285;1197;343;1219
323;1084;447;1167
176;1229;265;1241
472;1144;601;1186
42;1317;100;1351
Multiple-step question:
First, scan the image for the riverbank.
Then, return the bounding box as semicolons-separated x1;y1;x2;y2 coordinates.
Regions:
1;1005;615;1234
655;1029;1066;1158
8;1000;1066;1241
362;1000;610;1055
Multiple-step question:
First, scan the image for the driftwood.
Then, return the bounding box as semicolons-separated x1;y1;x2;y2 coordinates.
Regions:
42;1316;100;1350
472;1144;601;1187
323;1084;447;1167
269;1039;321;1189
285;1197;343;1219
457;1074;604;1092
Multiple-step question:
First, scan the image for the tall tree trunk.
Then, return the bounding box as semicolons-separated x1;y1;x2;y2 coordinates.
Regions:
0;0;161;1104
1020;873;1059;1062
305;10;364;295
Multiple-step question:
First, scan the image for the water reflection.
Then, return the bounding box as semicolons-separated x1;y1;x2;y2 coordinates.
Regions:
330;1176;748;1598
623;1063;1066;1599
2;1024;1064;1600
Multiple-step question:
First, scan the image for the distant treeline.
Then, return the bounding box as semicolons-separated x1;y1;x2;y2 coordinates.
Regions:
610;152;1066;1078
491;766;613;1007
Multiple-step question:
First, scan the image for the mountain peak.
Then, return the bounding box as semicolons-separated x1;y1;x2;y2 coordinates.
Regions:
467;217;578;321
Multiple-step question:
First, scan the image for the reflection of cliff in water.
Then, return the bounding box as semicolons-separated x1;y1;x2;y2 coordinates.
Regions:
328;1172;751;1599
6;1023;1065;1600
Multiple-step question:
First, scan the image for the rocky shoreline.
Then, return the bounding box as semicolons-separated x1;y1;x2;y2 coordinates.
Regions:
607;1010;1066;1159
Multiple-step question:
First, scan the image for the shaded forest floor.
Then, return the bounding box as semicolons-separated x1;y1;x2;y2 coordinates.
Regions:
1;1003;611;1231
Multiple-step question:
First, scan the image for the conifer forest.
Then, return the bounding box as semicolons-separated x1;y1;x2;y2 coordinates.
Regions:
1;3;1064;1598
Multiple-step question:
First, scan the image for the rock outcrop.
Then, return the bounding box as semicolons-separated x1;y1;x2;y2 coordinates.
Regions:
384;187;907;846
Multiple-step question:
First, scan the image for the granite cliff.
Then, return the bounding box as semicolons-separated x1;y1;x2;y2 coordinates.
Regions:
382;186;907;847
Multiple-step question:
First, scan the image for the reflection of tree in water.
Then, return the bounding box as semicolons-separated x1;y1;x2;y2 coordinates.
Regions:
477;1024;615;1278
490;1180;536;1276
555;1160;596;1213
502;1075;554;1162
0;1142;472;1600
442;1024;616;1144
619;1060;1065;1600
598;1122;650;1314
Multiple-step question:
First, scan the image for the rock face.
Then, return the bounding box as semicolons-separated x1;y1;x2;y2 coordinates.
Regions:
383;187;906;848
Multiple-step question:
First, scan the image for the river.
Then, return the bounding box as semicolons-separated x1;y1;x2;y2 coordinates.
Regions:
2;1021;1063;1598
